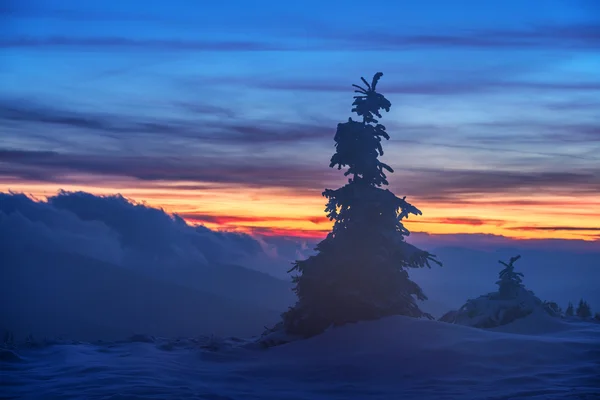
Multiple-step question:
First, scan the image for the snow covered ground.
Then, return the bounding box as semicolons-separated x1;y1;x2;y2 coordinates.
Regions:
3;314;599;399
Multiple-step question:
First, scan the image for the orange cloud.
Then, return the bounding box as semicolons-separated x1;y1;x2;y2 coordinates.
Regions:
411;217;506;226
1;181;598;242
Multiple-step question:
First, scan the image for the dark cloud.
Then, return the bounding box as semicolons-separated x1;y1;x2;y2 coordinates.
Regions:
407;231;600;251
330;24;600;51
545;126;600;144
410;217;506;227
395;168;600;200
3;98;597;166
456;198;598;208
253;77;600;96
508;226;600;232
0;98;332;145
2;148;598;201
0;148;333;189
0;99;192;136
544;100;600;111
180;212;328;226
3;24;599;52
242;226;330;238
391;137;599;161
1;97;598;200
0;37;290;51
308;216;330;225
175;102;237;119
464;122;600;146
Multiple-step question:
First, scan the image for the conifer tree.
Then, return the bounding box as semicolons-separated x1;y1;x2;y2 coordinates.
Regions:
281;73;440;338
576;299;592;318
565;302;574;317
495;255;524;298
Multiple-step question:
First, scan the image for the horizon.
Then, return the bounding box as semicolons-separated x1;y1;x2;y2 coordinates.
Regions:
2;0;599;243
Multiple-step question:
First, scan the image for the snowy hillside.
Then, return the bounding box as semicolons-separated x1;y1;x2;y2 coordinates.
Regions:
0;247;293;340
439;286;561;328
3;314;599;399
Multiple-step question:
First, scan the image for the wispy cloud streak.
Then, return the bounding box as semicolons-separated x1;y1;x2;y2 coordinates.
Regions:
3;24;599;51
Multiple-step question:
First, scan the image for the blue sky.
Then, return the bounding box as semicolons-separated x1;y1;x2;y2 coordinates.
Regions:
1;0;599;239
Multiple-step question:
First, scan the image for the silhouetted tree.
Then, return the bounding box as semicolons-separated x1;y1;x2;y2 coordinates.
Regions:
595;312;600;322
281;73;440;338
565;302;574;317
576;299;592;318
495;255;524;298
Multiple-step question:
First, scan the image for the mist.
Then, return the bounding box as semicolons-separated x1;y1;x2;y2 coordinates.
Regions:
0;191;299;340
2;191;598;342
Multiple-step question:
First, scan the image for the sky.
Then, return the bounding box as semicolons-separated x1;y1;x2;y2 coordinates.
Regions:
1;0;599;241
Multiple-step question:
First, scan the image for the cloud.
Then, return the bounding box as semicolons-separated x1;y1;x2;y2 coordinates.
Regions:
0;98;196;139
2;96;597;166
308;216;330;225
253;78;600;96
0;191;309;275
181;212;329;227
508;226;600;232
0;148;332;189
0;37;290;51
411;217;506;227
407;232;600;253
175;102;237;119
1;98;598;201
0;192;122;264
0;98;332;145
2;148;599;200
394;168;600;200
391;137;599;161
543;100;600;111
325;24;600;51
241;226;330;239
3;24;599;52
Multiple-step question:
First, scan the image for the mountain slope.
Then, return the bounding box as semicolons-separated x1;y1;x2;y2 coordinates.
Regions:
1;248;289;340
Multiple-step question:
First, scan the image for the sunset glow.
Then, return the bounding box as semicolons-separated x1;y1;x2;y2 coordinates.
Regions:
3;180;598;241
1;0;598;243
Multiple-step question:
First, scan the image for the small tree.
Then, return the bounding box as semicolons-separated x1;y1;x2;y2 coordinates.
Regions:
594;312;600;322
565;302;574;317
576;299;592;318
495;255;524;298
280;73;440;338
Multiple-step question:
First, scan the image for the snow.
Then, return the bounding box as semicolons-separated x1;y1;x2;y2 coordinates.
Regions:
490;310;577;335
440;283;562;329
3;315;599;399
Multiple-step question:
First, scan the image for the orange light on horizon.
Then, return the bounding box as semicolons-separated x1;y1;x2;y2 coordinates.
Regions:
1;180;599;242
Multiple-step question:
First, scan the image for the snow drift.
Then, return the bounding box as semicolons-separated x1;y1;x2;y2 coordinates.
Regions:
439;286;559;328
438;255;563;328
3;314;599;399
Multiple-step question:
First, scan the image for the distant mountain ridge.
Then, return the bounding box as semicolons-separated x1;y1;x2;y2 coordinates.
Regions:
1;247;294;341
